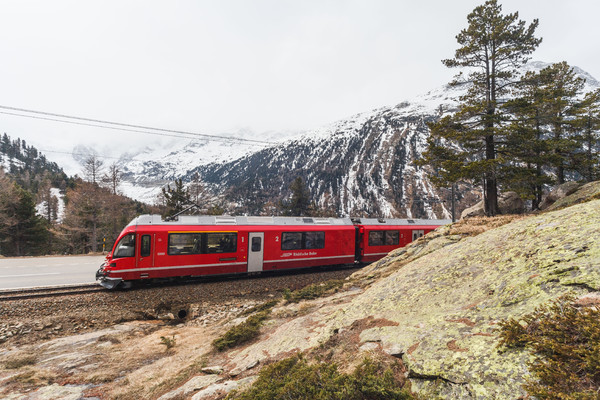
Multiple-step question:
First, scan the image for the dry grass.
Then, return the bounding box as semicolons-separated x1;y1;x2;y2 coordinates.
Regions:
449;215;527;237
2;353;37;369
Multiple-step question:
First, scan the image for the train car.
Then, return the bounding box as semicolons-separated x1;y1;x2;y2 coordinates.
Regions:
353;218;451;263
96;215;356;289
96;214;450;289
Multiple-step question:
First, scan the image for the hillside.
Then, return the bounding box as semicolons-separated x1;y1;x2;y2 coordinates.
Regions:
202;182;600;399
193;91;472;218
109;61;598;218
2;181;599;399
0;133;69;193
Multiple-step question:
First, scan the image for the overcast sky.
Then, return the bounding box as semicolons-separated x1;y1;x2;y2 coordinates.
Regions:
1;0;599;166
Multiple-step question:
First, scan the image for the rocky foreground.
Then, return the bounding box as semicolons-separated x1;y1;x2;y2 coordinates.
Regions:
1;181;600;399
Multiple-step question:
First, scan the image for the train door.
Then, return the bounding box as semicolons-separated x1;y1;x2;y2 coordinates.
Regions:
412;230;424;241
137;233;154;278
248;232;264;273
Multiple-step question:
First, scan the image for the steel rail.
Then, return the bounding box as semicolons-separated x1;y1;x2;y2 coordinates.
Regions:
0;284;104;301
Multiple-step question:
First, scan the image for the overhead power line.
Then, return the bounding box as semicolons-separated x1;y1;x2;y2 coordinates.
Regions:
0;105;274;146
36;148;123;161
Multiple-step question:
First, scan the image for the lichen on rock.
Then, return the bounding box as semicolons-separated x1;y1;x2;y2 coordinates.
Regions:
328;198;600;399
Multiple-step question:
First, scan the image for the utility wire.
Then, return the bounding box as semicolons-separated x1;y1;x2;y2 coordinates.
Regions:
36;148;123;161
0;105;274;146
0;110;258;145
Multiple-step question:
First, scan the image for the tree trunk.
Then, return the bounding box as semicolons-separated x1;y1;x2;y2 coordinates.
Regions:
91;220;97;253
484;135;499;216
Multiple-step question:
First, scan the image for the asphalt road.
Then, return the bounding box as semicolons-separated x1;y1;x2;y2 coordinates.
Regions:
0;255;106;290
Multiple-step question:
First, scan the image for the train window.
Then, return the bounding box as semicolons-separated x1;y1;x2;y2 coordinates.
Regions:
168;232;237;255
114;233;136;258
207;233;237;253
412;230;425;241
282;232;302;250
386;231;400;245
251;237;262;252
368;231;384;246
168;233;203;255
281;232;325;250
368;230;399;246
141;235;151;257
305;231;325;249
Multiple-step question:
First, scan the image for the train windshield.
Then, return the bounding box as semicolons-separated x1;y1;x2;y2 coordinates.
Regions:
113;233;136;258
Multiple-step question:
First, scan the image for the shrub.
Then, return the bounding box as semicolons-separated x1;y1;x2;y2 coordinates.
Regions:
160;335;176;350
213;300;278;351
226;355;414;400
239;299;279;317
283;280;345;303
498;296;600;399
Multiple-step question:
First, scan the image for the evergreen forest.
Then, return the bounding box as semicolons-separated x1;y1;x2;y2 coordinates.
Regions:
0;134;156;256
419;0;600;215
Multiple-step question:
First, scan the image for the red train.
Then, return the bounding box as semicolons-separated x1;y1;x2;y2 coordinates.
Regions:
95;215;450;289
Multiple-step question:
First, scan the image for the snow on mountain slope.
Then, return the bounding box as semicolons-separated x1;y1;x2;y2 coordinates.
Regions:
115;129;294;203
35;188;65;223
116;61;599;216
192;90;464;218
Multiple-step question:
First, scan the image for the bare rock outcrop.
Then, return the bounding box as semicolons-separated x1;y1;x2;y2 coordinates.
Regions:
212;194;600;399
460;191;524;219
539;181;582;210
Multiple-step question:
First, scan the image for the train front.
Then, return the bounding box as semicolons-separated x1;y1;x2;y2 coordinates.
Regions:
96;218;138;289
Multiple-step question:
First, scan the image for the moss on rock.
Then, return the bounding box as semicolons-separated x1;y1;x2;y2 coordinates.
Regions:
216;193;600;400
330;199;600;398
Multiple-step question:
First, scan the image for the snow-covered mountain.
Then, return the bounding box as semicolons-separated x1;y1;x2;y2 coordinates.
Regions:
114;129;295;203
189;83;473;219
114;61;599;218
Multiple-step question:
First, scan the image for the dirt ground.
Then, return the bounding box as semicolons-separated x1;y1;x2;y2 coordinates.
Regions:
0;268;358;399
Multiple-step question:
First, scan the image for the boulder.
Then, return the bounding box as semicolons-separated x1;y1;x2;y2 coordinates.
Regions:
460;191;524;219
539;181;583;210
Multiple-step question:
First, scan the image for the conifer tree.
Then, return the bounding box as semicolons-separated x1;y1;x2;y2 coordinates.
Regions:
161;178;192;217
280;177;311;216
574;89;600;181
536;62;586;184
421;0;541;216
503;70;553;209
62;180;105;253
0;171;49;256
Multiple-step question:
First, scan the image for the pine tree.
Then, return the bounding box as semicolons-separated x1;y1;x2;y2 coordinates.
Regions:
161;178;191;217
421;0;541;216
0;171;49;256
503;70;554;209
280;177;311;216
572;89;600;182
574;89;600;181
38;178;59;224
61;180;105;253
535;62;586;184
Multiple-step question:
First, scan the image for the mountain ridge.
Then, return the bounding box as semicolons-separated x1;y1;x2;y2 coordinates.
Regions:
63;61;600;218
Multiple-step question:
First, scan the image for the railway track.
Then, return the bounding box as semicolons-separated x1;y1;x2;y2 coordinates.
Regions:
0;283;104;301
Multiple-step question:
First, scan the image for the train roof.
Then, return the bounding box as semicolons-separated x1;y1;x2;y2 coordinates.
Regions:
129;215;354;226
354;218;452;226
128;214;451;227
